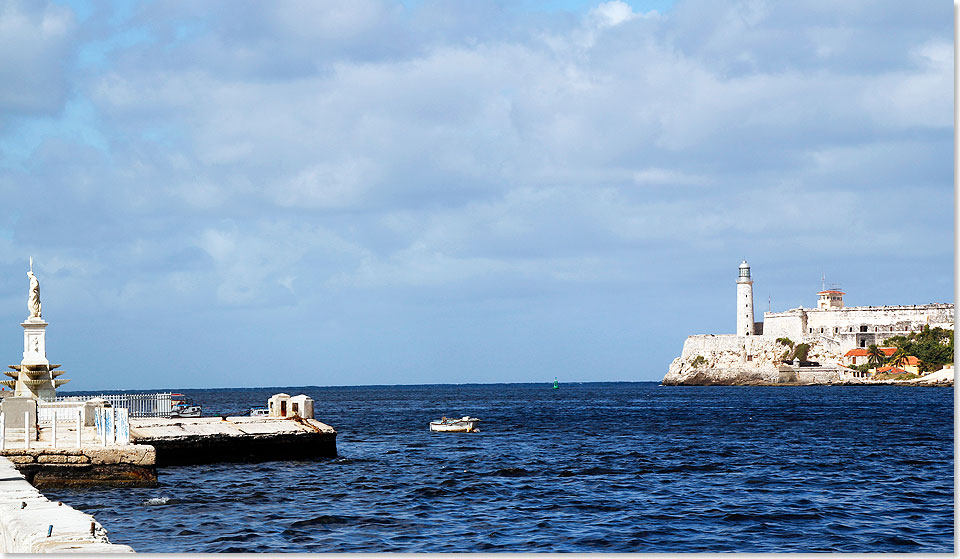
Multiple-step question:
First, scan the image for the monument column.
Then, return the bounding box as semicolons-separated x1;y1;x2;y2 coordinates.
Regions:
1;260;68;400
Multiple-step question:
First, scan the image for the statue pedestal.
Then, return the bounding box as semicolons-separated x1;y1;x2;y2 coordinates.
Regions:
21;317;49;367
5;317;66;401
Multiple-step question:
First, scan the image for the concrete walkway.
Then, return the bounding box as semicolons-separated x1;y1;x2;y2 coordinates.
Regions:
2;424;102;451
0;456;133;553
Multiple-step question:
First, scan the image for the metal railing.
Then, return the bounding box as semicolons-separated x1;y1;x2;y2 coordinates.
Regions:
47;392;173;418
37;400;85;424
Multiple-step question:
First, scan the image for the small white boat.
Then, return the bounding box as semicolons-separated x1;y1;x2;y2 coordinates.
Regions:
169;394;202;418
250;407;269;417
429;416;481;433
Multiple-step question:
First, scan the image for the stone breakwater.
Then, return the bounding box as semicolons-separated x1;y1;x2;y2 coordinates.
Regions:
0;456;133;553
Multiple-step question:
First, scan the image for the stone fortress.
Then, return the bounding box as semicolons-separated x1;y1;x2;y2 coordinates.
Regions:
662;261;955;385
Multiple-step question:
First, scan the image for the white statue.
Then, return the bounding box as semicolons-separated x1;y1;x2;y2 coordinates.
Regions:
27;260;41;319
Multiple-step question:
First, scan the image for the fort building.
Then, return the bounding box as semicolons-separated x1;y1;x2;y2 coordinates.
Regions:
663;261;954;385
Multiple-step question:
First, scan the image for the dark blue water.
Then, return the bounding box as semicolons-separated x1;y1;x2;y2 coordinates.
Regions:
46;383;953;552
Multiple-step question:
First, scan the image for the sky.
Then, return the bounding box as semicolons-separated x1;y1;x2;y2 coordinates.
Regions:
0;0;953;391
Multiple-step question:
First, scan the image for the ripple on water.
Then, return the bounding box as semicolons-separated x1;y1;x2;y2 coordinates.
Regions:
41;384;955;553
488;467;532;477
142;497;177;506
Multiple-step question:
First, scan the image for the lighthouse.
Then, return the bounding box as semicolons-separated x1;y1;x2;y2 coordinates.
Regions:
737;260;755;336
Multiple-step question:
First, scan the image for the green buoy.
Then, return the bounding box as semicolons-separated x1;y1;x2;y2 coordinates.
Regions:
552;377;559;389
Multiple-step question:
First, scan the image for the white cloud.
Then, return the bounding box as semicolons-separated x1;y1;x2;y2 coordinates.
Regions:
590;1;638;28
0;1;76;116
274;159;377;210
0;0;951;386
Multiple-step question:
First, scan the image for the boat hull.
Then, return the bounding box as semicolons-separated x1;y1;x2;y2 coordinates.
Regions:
170;405;202;418
429;419;480;433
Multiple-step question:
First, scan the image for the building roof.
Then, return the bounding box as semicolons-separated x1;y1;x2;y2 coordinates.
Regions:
844;347;898;357
877;366;907;374
817;290;845;295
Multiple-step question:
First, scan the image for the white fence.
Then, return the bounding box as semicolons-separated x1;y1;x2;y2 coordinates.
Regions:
37;400;85;425
50;392;173;418
0;408;85;449
1;403;133;448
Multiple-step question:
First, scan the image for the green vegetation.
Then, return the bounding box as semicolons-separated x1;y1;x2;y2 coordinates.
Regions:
791;343;811;362
775;337;811;362
882;326;954;373
691;355;708;368
889;348;909;369
866;344;885;367
776;337;794;361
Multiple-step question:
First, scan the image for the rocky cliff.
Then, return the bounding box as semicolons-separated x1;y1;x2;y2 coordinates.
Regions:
662;334;847;385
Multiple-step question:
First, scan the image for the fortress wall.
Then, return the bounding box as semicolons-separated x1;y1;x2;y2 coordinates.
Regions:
804;304;953;332
761;304;954;348
762;311;804;340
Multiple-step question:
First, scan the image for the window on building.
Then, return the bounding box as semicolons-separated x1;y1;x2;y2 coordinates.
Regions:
860;326;868;333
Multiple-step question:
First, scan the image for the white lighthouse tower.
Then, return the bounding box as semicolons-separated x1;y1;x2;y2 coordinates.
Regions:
736;260;755;336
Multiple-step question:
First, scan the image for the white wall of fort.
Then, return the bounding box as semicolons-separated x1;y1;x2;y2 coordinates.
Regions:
762;303;954;351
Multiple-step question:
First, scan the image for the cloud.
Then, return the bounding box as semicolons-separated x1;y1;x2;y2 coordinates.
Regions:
590;1;640;27
0;0;951;387
0;1;76;118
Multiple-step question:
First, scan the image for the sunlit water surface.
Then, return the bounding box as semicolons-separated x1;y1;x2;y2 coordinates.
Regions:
46;383;954;552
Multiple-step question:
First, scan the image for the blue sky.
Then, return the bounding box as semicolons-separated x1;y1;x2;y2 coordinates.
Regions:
0;1;952;391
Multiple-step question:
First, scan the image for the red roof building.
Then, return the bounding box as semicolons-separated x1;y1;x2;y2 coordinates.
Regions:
843;347;897;365
817;289;845;310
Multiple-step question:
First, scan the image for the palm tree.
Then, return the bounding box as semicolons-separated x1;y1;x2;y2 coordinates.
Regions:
889;349;910;370
866;344;884;368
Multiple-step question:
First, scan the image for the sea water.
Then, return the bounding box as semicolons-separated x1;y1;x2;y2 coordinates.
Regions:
45;382;954;552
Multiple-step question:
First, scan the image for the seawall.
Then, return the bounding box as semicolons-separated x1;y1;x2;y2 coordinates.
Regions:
0;445;157;488
0;456;133;553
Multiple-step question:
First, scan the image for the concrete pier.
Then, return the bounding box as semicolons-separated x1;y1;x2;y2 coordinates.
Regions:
130;415;337;466
0;456;133;553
